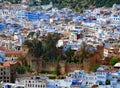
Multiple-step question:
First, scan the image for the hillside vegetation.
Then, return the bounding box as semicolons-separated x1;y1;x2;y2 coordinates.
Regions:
42;0;120;11
1;0;120;12
41;0;120;12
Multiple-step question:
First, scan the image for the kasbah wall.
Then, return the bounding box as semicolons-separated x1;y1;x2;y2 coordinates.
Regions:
42;61;82;75
41;46;104;75
23;45;104;75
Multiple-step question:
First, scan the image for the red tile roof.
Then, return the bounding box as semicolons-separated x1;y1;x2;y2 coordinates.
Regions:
3;61;10;67
0;46;6;51
5;51;22;57
0;66;4;69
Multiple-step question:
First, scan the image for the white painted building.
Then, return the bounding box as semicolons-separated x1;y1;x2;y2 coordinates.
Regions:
16;76;47;88
85;73;97;87
0;61;11;83
41;2;53;10
111;13;120;23
96;67;109;85
2;83;25;88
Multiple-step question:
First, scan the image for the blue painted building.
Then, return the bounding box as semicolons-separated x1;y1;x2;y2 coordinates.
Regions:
25;11;39;20
0;51;6;63
0;23;4;32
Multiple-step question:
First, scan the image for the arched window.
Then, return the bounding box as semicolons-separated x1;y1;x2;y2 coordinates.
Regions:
12;58;13;61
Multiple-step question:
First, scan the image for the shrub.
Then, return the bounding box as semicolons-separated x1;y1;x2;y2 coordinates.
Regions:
17;65;25;74
110;57;119;66
99;81;103;85
106;79;111;85
48;76;56;79
40;70;56;74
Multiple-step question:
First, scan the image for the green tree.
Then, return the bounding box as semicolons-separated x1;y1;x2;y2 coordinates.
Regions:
65;48;74;62
110;57;119;66
17;65;25;74
23;39;43;72
32;39;43;58
42;33;61;61
24;39;43;58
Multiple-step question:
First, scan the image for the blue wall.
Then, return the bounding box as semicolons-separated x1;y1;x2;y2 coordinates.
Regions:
0;23;4;32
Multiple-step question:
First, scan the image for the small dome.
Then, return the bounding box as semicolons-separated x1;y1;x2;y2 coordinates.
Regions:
114;62;120;67
97;67;104;71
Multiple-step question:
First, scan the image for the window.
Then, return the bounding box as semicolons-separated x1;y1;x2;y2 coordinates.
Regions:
4;77;6;79
86;77;88;79
114;15;117;17
29;84;31;87
43;85;45;87
4;72;5;75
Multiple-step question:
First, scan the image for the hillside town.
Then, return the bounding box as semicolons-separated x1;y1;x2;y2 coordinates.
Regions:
0;0;120;88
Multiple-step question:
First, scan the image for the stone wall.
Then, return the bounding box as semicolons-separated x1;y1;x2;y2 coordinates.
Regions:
42;61;57;71
24;45;104;74
89;46;104;65
66;63;81;73
59;61;66;75
42;61;82;74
